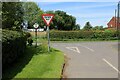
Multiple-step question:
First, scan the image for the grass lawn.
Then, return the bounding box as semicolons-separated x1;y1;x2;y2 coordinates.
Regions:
51;39;119;43
3;45;64;79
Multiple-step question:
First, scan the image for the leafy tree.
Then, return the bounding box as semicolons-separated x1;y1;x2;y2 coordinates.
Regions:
2;2;24;29
92;26;99;30
0;2;2;28
2;2;78;30
53;12;65;30
92;25;104;30
46;10;76;30
22;2;43;28
83;22;92;30
99;26;104;30
45;10;54;14
73;24;80;30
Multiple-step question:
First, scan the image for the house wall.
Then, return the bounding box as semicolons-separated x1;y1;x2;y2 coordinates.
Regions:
107;17;116;28
107;17;120;30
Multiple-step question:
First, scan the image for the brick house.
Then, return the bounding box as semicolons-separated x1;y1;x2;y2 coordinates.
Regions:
107;17;120;29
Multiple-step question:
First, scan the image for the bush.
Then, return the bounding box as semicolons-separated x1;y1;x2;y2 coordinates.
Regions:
2;29;30;68
50;30;119;41
28;37;33;46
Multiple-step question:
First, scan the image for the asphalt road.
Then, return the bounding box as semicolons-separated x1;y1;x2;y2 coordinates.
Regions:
51;41;119;78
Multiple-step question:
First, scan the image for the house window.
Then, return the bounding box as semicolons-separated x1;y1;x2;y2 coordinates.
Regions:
110;24;113;27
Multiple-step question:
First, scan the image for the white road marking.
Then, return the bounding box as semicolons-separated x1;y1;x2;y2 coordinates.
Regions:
66;47;80;53
103;58;120;73
79;45;94;52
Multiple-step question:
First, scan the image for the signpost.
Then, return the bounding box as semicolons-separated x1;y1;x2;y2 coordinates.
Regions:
42;14;54;52
33;23;39;47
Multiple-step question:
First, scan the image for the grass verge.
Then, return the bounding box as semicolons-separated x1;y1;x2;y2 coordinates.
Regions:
3;45;64;79
50;39;119;43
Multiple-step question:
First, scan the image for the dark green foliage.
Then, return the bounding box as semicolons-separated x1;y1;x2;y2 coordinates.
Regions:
50;30;93;40
46;10;76;30
25;32;31;38
2;29;29;68
27;37;33;46
117;30;120;39
2;2;24;29
92;26;104;30
22;2;44;29
83;22;93;30
50;30;120;41
73;24;80;30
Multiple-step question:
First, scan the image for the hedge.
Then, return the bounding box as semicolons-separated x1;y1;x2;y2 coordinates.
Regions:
2;29;30;68
50;30;120;41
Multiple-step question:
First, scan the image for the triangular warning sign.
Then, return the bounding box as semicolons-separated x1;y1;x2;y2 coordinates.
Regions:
42;14;54;26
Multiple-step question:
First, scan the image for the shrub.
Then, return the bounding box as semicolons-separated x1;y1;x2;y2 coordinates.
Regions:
28;37;33;46
50;30;119;41
2;29;29;68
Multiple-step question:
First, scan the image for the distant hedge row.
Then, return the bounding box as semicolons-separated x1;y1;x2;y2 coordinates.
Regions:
50;30;120;41
2;29;30;67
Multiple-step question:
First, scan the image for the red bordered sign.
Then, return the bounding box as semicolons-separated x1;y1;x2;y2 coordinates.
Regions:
42;14;54;26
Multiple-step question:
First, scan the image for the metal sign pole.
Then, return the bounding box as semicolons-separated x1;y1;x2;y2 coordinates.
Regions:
42;14;54;52
33;23;39;48
47;26;50;52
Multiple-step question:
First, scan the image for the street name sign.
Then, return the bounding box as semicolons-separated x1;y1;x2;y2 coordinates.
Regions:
33;23;39;29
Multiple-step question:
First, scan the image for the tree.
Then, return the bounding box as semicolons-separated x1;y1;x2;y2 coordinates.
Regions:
73;24;80;30
83;22;92;30
22;2;43;28
46;10;76;30
92;26;99;30
2;2;24;29
53;12;65;30
0;2;2;28
92;25;104;30
99;26;104;30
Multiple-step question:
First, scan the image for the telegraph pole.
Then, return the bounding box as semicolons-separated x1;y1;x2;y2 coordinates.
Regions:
115;9;117;30
117;1;120;30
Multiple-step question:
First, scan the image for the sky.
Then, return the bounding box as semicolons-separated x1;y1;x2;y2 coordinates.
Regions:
26;0;119;2
4;0;119;28
37;2;119;28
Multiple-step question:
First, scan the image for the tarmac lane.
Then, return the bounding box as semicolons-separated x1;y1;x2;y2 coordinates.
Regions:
51;41;118;78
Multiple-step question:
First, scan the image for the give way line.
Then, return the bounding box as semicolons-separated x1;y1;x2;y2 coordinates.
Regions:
103;58;120;74
66;47;80;53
